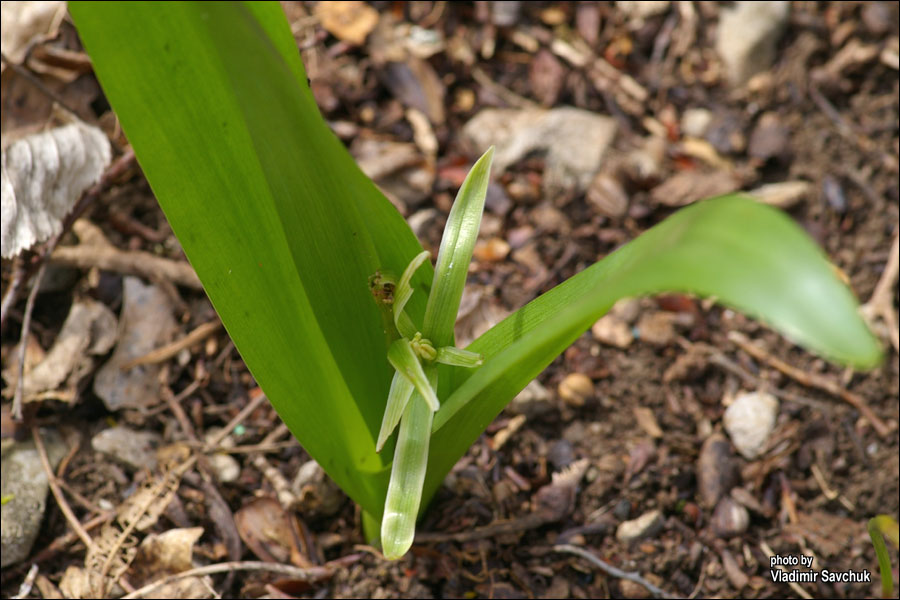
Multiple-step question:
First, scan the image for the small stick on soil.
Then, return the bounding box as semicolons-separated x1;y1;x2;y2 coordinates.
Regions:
121;320;222;370
207;390;271;448
728;331;892;438
12;564;39;600
416;513;550;543
120;561;333;599
554;544;675;599
12;262;47;420
28;512;113;565
861;232;899;353
50;244;202;289
31;425;94;551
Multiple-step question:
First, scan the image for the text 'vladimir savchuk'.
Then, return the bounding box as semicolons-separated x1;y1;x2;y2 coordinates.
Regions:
769;555;871;584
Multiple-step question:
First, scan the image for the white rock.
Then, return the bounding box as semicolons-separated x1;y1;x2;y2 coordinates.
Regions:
716;2;790;86
723;391;778;459
208;453;240;483
616;509;664;543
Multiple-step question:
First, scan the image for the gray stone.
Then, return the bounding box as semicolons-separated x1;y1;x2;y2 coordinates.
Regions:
91;426;161;471
1;429;68;567
716;2;790;86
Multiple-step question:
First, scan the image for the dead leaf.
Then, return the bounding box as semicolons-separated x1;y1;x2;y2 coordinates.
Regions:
234;497;312;568
94;277;177;411
315;1;378;46
1;297;117;403
1;121;111;258
0;1;66;66
130;527;204;584
650;169;740;207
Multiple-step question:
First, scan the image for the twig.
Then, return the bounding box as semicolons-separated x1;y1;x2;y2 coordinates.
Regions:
728;331;892;438
50;244;202;289
161;372;200;443
12;262;47;420
861;232;900;353
12;564;39;600
31;425;94;550
416;513;549;543
206;391;271;448
121;320;222;370
28;512;113;564
472;67;539;109
554;544;675;599
120;561;333;599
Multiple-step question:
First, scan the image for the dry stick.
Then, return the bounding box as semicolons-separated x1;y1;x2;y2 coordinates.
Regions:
0;149;136;330
28;513;113;565
728;331;892;438
31;425;94;550
12;564;39;600
121;320;222;370
120;561;333;599
554;544;675;599
12;262;47;420
50;245;202;289
207;391;272;448
416;513;550;543
861;232;900;353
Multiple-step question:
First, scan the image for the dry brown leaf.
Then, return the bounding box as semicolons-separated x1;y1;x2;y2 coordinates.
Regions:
1;297;117;403
1;121;111;258
130;527;204;584
0;1;66;66
315;1;378;46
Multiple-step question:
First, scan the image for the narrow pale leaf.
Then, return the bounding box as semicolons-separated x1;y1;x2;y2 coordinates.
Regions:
435;346;483;368
394;250;430;336
381;369;435;560
375;370;414;453
422;147;494;346
387;338;439;411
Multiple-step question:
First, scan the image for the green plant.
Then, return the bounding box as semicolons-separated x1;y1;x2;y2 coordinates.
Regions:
869;514;900;598
69;2;882;558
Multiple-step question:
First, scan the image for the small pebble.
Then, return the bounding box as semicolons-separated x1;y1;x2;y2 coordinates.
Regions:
592;313;634;348
558;373;594;407
723;391;778;459
91;426;161;471
616;509;664;543
208;453;240;483
697;433;739;508
711;496;750;538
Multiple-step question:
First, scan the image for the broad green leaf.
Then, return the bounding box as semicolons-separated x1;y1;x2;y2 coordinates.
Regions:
69;1;430;517
423;147;494;346
424;195;882;505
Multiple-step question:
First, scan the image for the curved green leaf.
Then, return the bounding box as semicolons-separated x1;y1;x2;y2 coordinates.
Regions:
425;195;882;503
